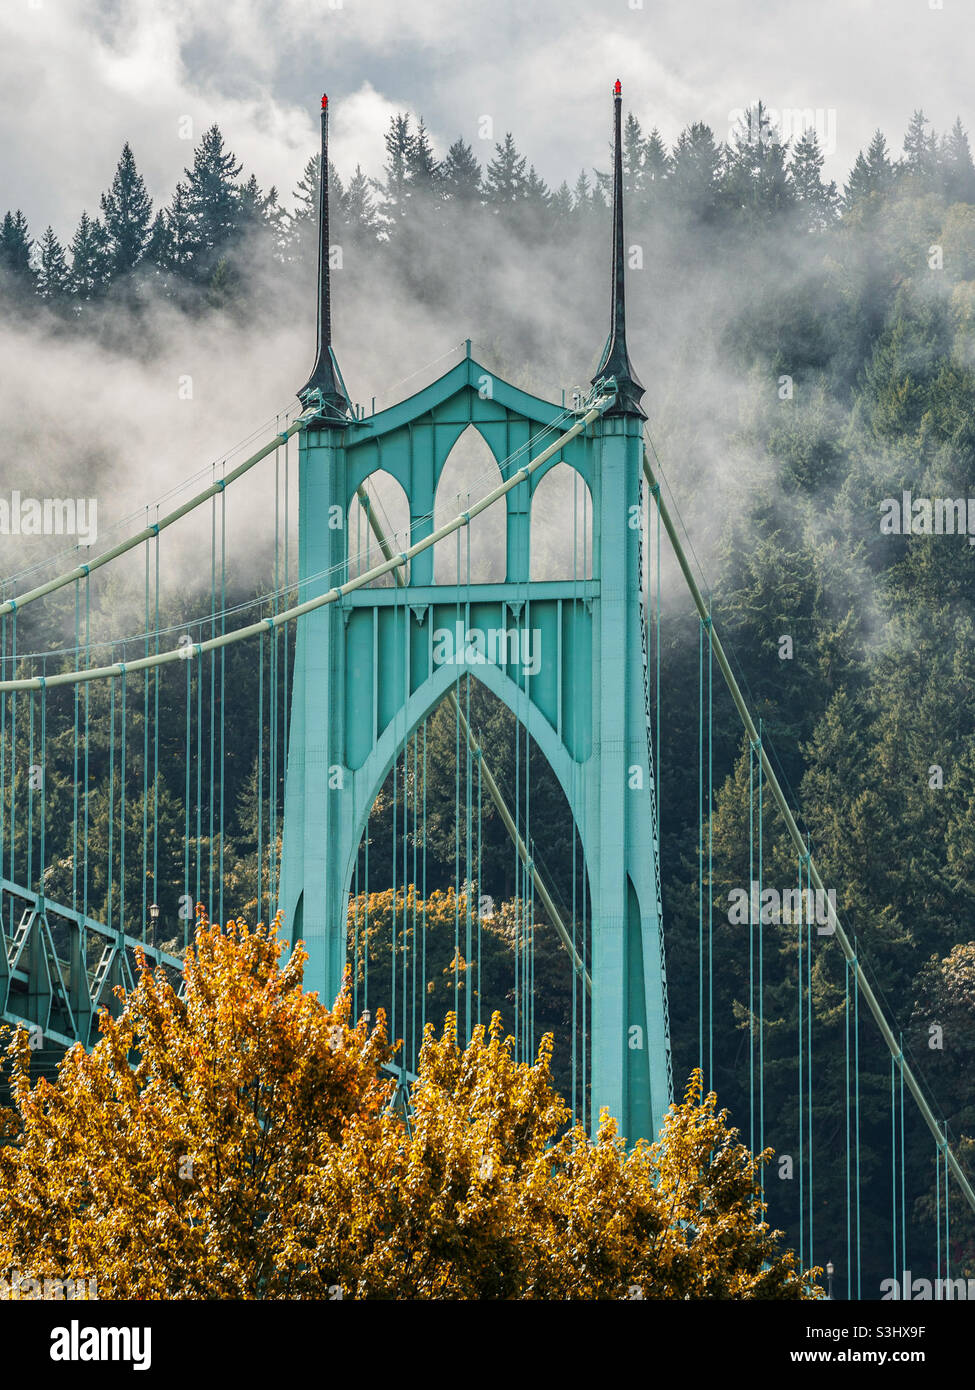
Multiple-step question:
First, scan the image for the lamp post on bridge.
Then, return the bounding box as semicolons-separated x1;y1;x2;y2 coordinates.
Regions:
149;901;160;952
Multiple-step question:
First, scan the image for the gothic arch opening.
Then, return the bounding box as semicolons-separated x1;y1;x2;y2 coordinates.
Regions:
433;425;506;584
530;463;593;581
347;673;591;1116
348;469;411;585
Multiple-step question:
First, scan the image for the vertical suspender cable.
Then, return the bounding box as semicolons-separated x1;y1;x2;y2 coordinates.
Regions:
698;618;704;1077
27;678;34;893
476;736;482;1033
454;527;462;1028
195;623;203;915
120;667;127;935
108;675;116;937
414;729;420;1061
807;843;813;1269
1;613;6;934
936;1135;942;1289
83;589;90;923
798;848;804;1269
9;613;15;901
944;1126;950;1283
219;484;226;928
758;719;765;1195
420;722;422;1039
209;487;217;919
183;650;190;946
152;524;160;934
73;588;80;913
465;541;473;1045
707;614;713;1088
182;650;189;945
1;612;7;929
900;1037;906;1280
39;673;46;898
142;527;150;936
391;634;398;1047
855;939;862;1299
749;737;755;1158
840;956;845;1301
271;439;279;912
400;550;409;1056
257;631;264;924
891;1053;898;1285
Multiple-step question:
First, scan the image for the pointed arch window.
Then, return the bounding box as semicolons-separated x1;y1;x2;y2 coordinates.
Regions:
348;470;411;585
530;463;593;580
433;426;506;584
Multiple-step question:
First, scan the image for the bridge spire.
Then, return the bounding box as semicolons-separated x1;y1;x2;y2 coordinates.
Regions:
591;79;646;418
298;93;350;423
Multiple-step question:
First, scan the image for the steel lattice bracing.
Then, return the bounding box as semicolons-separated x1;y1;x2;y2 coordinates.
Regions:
1;879;183;1050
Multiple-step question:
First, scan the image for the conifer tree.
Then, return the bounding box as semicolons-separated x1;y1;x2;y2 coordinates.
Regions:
551;180;574;227
441;138;482;203
573;168;596;220
406;118;441;195
670;123;721;218
622;111;646;199
286;155;353;260
843;129;894;209
291;154;320;223
183;125;244;269
643;129;671;188
35;226;70;302
286;154;322;263
523;165;550;208
378;113;413;225
99;142;153;275
0;210;36;293
238;173;281;236
169;180;196;273
68;211;111;300
943;117;975;203
517;165;551;236
788;128;839;230
342;166;379;241
485;133;528;206
842;152;873;211
725;101;793;217
901;108;938;186
145;210;169;269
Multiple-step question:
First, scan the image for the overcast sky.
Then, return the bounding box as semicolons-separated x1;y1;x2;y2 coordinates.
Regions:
1;0;971;238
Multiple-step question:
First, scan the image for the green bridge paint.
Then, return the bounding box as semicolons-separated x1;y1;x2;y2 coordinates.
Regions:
277;83;672;1141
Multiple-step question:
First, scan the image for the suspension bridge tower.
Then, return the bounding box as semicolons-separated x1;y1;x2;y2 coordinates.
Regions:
278;83;672;1140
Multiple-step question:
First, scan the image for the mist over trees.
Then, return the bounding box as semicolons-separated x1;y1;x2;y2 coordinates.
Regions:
2;104;972;318
3;99;975;1294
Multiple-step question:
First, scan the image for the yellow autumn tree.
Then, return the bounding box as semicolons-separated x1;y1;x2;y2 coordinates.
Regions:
0;907;822;1300
0;908;393;1299
309;1023;820;1299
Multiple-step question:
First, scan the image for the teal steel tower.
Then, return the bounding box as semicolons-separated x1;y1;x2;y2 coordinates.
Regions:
278;82;672;1140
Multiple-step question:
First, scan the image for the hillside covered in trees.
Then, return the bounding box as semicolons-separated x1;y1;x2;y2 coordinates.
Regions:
3;99;975;1297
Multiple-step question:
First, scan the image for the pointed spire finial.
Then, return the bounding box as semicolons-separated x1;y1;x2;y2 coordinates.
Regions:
591;79;645;418
298;91;350;423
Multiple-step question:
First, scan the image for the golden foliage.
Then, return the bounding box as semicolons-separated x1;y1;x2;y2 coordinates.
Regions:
0;908;393;1298
0;909;822;1300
